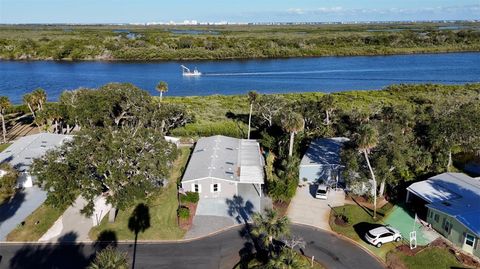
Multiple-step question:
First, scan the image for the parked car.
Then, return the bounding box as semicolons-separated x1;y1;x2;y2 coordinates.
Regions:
365;225;402;247
315;184;328;199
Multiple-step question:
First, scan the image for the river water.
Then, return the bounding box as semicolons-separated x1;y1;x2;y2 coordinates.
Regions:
1;52;479;103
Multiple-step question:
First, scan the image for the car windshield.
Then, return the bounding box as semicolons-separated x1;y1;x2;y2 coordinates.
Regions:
317;189;327;194
367;232;376;238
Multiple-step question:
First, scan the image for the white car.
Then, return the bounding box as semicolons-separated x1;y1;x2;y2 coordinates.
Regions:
365;225;402;247
315;184;328;199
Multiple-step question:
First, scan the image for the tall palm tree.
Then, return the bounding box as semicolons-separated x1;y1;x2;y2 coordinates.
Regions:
156;81;168;102
250;208;290;253
23;93;36;119
357;124;379;219
0;96;11;143
88;246;129;269
32;88;47;111
281;112;304;157
247;90;258;139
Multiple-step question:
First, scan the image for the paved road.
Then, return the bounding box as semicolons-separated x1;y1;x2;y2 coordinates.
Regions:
0;225;385;269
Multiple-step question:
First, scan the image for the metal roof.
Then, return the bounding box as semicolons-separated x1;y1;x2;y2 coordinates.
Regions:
408;173;480;236
0;133;72;172
182;135;264;184
300;137;349;166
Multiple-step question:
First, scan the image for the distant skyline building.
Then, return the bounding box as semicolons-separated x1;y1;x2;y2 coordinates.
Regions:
0;1;479;24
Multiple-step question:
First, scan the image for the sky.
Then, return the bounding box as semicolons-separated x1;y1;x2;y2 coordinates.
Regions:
0;0;479;24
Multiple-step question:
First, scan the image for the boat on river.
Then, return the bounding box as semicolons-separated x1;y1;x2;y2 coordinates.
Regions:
181;65;202;76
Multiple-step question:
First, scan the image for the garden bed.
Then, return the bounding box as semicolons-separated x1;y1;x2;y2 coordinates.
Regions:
179;202;197;230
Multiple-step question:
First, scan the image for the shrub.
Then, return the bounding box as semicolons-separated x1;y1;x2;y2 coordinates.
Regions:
180;191;199;204
170;120;247;138
177;206;190;219
0;163;18;200
88;246;129;269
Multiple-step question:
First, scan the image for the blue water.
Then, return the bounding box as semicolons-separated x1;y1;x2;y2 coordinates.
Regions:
1;52;479;104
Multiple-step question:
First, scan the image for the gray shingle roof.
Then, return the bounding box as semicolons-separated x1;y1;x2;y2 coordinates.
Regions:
300;137;349;166
0;133;72;172
182;135;264;184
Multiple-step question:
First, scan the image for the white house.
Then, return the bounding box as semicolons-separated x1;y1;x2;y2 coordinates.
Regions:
0;133;72;188
181;135;265;200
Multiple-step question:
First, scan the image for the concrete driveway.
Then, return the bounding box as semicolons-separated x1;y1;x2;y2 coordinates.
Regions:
187;183;267;238
39;196;92;242
288;185;345;230
0;186;46;241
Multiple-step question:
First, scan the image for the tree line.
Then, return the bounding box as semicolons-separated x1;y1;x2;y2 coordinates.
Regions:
1;26;479;60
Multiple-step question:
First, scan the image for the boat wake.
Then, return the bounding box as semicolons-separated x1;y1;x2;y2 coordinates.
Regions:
204;69;387;76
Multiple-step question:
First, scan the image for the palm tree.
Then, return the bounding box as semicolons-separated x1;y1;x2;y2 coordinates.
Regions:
0;96;10;143
357;124;379;219
247;90;259;139
23;93;36;119
156;81;168;102
266;248;307;269
32;88;47;111
88;246;129;269
281;112;304;157
250;208;290;253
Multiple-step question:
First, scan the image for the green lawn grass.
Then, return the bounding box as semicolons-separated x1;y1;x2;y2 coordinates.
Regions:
0;143;11;152
395;247;466;269
329;203;396;261
7;204;65;241
89;147;191;241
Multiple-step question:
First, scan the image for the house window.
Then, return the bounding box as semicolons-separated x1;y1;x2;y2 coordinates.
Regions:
211;183;221;193
191;183;201;193
465;234;476;247
434;214;439;222
429;211;434;219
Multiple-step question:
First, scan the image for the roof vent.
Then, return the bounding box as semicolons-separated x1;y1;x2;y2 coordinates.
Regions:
226;161;234;165
226;147;234;151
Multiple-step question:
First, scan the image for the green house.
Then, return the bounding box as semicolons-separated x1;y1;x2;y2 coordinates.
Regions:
407;173;480;257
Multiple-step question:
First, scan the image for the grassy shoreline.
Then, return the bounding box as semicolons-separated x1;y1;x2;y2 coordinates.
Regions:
1;22;479;61
1;48;480;62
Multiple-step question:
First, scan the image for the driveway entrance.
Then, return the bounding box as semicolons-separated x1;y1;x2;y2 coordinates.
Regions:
288;185;345;230
186;183;266;238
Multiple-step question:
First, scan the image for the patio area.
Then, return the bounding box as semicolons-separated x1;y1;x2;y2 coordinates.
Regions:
383;205;439;246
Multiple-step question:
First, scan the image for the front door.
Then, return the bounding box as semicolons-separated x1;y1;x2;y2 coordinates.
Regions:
463;233;476;254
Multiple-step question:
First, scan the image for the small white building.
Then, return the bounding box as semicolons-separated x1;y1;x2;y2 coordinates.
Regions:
0;133;72;188
181;135;264;199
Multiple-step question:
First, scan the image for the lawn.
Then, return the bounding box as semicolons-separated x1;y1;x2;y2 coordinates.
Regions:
7;204;65;241
89;147;191;241
329;203;397;261
0;143;11;152
392;247;466;269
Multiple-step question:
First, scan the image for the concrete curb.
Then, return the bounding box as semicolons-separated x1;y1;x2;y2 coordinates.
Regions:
0;223;245;245
291;221;388;268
